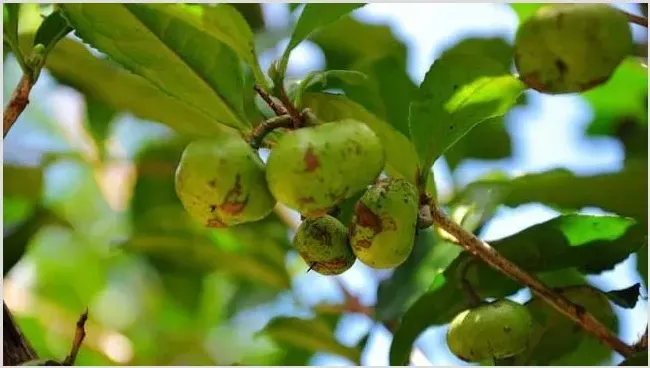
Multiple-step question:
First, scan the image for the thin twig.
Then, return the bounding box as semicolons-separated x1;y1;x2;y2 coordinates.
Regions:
246;114;294;149
253;84;287;117
430;205;635;358
4;74;34;138
277;85;303;127
621;9;648;27
62;308;89;366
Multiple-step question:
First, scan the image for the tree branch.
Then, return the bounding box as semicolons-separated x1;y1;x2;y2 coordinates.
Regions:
3;74;35;138
430;204;635;358
246;115;294;149
3;302;38;365
253;84;287;117
621;9;648;27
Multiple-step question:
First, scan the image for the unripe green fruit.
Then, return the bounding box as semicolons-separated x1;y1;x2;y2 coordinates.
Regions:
514;4;633;94
175;135;276;228
293;215;356;275
349;178;418;269
266;119;385;217
446;299;534;362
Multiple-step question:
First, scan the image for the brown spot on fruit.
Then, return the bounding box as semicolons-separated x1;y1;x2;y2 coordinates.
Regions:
206;218;226;228
354;202;383;233
298;196;316;204
220;174;248;215
304;146;320;172
208;179;217;188
520;72;548;92
356;239;372;249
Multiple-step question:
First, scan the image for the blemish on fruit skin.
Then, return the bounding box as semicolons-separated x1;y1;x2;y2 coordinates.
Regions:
304;146;320;172
220;174;248;215
208;179;217;188
355;239;373;249
206;218;226;228
354;202;383;233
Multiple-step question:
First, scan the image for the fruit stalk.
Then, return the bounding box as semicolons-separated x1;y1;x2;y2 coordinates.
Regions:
253;84;288;117
3;74;34;138
247;115;295;149
429;204;635;358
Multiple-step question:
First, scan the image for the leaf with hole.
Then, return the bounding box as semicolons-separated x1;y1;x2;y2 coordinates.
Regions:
409;52;525;183
61;3;249;130
257;316;362;364
389;214;645;365
302;92;419;184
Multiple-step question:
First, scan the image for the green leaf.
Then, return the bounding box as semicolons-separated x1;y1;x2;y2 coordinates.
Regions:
84;98;116;157
258;316;362;364
409;52;525;182
637;245;648;287
376;229;461;321
3;165;44;199
509;4;545;22
389;214;645;365
32;9;72;57
302;92;419;184
453;160;648;221
604;283;642;309
619;350;648;366
294;69;368;107
514;285;617;365
26;36;230;137
277;3;365;79
61;3;248;130
3;3;28;73
583;59;648;137
441;37;514;69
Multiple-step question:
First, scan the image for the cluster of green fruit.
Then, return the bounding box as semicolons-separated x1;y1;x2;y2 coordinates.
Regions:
175;116;420;275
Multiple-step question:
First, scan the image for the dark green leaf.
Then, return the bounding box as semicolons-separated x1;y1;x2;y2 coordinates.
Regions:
441;37;513;70
453;160;648;221
302;92;419;184
294;69;368;107
619;350;648;366
376;229;461;321
389;214;644;365
258;316;362;364
84;98;116;157
3;3;28;71
604;283;642;309
514;285;616;365
584;59;648;137
277;4;365;78
509;4;545;22
61;3;249;130
27;36;230;137
230;3;265;31
445;117;511;171
409;52;525;182
32;9;72;56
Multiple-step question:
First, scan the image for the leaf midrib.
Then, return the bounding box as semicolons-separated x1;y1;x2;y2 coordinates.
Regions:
123;5;246;129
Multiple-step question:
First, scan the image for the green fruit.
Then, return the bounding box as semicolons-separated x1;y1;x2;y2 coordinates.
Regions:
446;299;534;362
175;135;276;228
293;215;356;275
266;119;385;217
349;178;418;269
514;4;633;94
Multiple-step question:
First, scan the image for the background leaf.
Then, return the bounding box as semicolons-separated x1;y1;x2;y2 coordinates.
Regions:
277;4;365;78
604;283;642;309
389;214;644;365
509;3;545;22
258;316;362;364
409;52;525;182
25;36;230;137
302;92;420;184
61;3;248;130
3;3;27;70
293;69;368;107
453;160;648;221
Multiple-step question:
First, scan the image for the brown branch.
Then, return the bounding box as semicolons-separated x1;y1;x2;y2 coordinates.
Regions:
246;115;294;149
621;9;648;27
4;74;35;138
253;84;287;117
430;205;635;358
277;85;303;128
3;302;38;365
62;308;89;366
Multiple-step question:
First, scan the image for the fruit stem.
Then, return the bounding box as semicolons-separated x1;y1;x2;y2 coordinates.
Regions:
277;84;304;128
429;204;635;358
4;73;35;138
459;260;482;308
247;115;294;149
620;9;648;27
